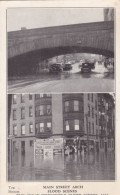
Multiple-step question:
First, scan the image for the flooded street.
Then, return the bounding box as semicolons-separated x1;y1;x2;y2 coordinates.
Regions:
8;151;115;181
8;63;114;93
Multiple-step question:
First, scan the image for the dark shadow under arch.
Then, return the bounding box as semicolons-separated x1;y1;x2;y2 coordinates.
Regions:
8;46;114;76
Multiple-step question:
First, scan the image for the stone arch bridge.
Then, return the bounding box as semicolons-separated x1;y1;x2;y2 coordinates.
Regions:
8;21;114;75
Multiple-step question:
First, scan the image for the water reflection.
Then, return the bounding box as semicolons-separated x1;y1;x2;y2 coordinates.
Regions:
8;151;115;181
9;63;114;89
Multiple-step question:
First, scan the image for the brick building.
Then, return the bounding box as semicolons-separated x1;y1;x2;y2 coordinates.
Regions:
8;93;115;167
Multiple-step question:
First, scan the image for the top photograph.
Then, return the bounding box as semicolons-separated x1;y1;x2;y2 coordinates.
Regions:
7;8;114;93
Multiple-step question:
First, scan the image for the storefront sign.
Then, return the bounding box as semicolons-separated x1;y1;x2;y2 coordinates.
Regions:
34;138;63;157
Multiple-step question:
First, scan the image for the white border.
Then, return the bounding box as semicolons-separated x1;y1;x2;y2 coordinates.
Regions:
0;1;120;195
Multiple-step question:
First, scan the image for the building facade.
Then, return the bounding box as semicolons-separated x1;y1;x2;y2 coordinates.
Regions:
104;8;114;21
8;93;115;167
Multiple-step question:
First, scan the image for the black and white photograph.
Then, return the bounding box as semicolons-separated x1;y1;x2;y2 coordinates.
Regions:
7;8;114;93
7;93;115;181
1;0;120;194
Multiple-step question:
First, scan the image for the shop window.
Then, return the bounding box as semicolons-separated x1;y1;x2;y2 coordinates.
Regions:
46;105;51;115
21;124;25;135
13;94;17;104
21;94;25;103
29;106;33;117
40;123;44;132
73;100;79;111
47;122;52;131
74;120;79;130
13;125;17;135
29;123;33;133
65;101;69;112
13;141;18;158
13;109;17;120
65;120;70;131
21;107;25;119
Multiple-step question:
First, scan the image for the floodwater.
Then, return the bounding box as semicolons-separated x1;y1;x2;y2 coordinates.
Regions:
8;151;115;181
8;63;114;93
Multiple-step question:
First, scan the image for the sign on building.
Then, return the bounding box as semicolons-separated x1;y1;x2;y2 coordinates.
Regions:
34;138;64;159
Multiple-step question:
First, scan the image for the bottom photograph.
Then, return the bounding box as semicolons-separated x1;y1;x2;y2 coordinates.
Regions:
7;93;115;181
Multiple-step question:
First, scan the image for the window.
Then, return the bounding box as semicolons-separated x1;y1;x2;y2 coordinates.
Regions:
13;125;17;135
92;107;94;118
65;101;69;112
21;108;25;119
21;125;25;135
88;105;90;117
29;94;32;100
95;100;97;110
89;122;91;134
21;94;25;103
65;120;70;131
29;106;33;117
91;94;93;102
96;114;98;125
46;94;51;97
96;129;98;139
35;106;39;116
29;123;33;133
40;94;44;98
13;141;17;157
30;140;34;147
13;109;17;120
88;94;90;100
40;105;44;115
35;105;44;116
106;103;108;110
35;123;39;133
47;122;52;131
74;120;79;130
13;94;17;104
35;94;40;99
40;123;44;132
74;100;79;111
92;123;94;134
46;105;51;115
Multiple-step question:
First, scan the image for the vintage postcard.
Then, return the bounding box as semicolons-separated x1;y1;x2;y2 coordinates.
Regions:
0;1;120;195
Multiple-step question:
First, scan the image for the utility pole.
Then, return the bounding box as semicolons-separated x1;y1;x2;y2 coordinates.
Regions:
86;114;89;155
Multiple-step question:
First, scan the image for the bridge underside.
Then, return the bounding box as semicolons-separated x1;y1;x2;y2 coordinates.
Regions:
8;46;114;76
